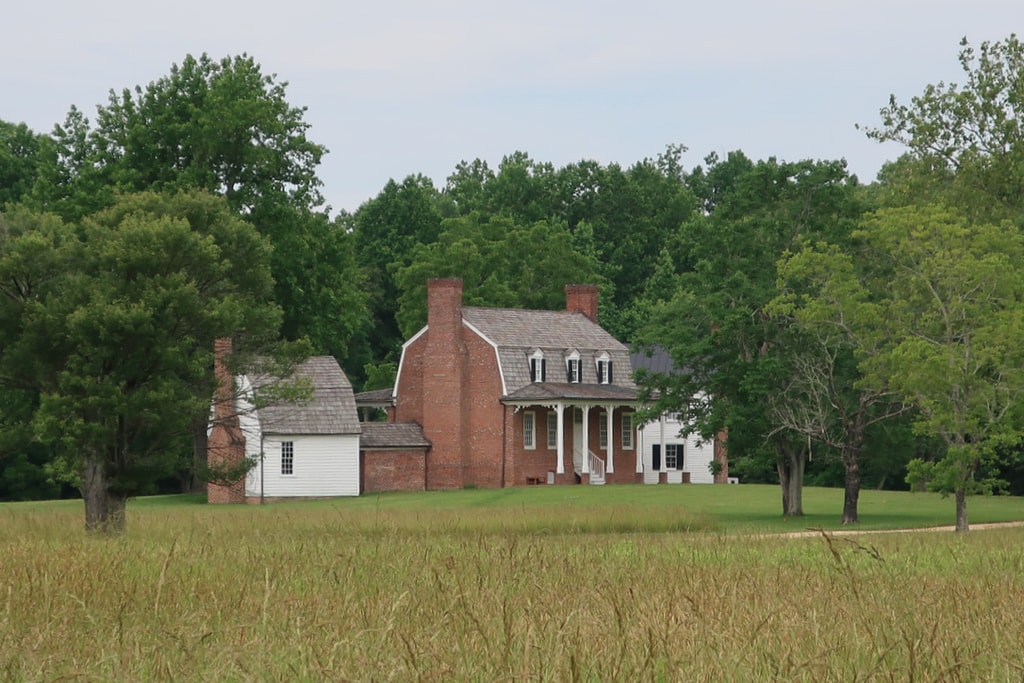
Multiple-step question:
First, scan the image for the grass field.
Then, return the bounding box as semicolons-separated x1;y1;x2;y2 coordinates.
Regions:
3;485;1024;681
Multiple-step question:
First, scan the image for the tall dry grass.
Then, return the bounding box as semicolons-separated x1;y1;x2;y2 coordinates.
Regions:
2;500;1024;680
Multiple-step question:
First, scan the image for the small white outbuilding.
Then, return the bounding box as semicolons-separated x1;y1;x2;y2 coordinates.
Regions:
235;356;361;500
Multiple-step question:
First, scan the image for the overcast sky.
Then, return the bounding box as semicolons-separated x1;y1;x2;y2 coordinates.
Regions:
4;1;1020;214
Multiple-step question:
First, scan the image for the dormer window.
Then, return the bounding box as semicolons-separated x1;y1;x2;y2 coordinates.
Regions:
566;350;581;383
529;350;546;383
596;353;612;385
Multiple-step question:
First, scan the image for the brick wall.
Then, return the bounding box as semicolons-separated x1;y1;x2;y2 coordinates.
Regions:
361;450;427;493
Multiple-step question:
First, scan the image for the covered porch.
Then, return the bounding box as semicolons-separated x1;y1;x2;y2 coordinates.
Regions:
502;384;641;486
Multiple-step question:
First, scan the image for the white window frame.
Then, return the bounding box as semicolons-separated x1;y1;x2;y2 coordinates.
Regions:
598;412;608;449
566;351;581;383
547;411;558;450
665;443;682;470
621;413;634;450
530;350;546;383
596;353;612;385
281;440;294;475
523;411;536;450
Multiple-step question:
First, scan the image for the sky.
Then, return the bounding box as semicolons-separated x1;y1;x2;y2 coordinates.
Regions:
3;1;1020;215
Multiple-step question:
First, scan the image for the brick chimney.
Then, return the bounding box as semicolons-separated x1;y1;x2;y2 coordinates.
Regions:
565;284;599;322
207;337;246;504
422;278;467;489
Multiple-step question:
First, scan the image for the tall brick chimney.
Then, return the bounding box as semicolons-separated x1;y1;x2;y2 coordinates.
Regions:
565;284;599;322
422;278;467;489
207;337;246;504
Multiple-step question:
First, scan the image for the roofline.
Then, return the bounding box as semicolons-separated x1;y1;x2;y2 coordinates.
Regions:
394;325;428;400
462;318;507;396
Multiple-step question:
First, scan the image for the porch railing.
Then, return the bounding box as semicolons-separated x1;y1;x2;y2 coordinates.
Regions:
573;448;606;484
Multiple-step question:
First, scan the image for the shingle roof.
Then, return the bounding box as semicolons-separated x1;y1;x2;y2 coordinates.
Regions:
360;422;431;449
503;382;638;403
461;306;636;397
249;356;360;435
630;346;677;374
354;388;394;407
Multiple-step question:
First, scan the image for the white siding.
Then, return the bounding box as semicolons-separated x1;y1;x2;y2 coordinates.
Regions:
253;434;360;498
637;412;716;484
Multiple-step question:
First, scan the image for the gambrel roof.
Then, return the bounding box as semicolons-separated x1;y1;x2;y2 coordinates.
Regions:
249;356;360;435
460;306;636;399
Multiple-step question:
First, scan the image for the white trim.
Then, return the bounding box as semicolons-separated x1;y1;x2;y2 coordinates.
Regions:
621;412;634;450
523;410;536;450
394;325;428;401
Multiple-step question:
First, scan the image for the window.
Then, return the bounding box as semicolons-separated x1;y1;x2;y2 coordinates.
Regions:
547;411;558;450
596;354;612;384
653;443;683;470
530;351;546;382
566;351;581;383
621;413;634;450
281;441;294;475
523;411;536;449
665;443;682;470
598;412;608;449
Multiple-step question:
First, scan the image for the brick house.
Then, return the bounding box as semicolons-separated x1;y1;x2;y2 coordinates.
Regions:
372;278;642;489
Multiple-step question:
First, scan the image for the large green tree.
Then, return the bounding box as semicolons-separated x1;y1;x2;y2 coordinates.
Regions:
352;175;448;372
858;206;1024;531
0;191;286;531
865;34;1024;223
30;54;367;363
638;153;864;516
772;241;909;524
393;212;607;337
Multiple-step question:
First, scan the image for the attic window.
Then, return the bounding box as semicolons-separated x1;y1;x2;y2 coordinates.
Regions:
566;351;581;383
596;353;612;385
530;350;546;383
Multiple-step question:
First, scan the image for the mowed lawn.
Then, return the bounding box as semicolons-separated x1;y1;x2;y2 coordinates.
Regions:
3;485;1024;681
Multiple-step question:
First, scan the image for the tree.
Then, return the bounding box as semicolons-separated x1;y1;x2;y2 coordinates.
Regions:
769;246;909;523
352;175;448;369
637;153;863;517
865;34;1024;223
854;206;1024;531
393;212;607;338
0;191;286;532
31;54;363;362
0;120;52;209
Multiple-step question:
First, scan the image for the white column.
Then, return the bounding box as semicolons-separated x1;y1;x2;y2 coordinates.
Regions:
660;414;667;473
581;406;590;474
605;404;615;473
556;403;565;475
634;410;643;474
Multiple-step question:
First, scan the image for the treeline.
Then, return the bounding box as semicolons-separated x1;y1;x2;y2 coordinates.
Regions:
2;37;1023;530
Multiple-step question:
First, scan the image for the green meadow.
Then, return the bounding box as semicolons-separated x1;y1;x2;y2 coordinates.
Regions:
3;485;1024;681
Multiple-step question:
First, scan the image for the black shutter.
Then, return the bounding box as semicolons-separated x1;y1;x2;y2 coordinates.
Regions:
652;444;661;471
540;358;546;382
607;361;613;384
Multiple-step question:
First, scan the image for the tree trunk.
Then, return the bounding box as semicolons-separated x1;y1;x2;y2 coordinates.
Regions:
841;408;868;525
82;455;127;534
841;454;860;525
777;440;806;517
954;486;969;532
188;413;209;494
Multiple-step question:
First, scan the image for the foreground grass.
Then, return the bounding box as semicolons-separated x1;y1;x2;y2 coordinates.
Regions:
3;486;1024;680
